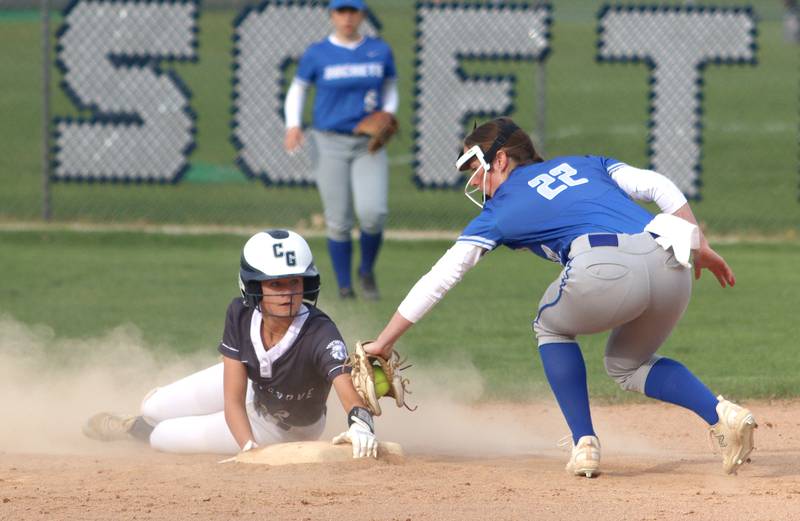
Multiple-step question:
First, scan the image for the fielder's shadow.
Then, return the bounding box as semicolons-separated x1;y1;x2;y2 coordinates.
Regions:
608;457;709;477
739;452;800;478
609;453;800;478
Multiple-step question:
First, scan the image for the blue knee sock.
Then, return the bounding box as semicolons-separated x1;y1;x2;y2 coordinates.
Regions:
644;357;719;425
358;230;383;276
327;238;352;290
539;342;596;444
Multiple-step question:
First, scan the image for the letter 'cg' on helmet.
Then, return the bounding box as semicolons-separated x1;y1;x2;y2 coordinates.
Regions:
238;229;321;308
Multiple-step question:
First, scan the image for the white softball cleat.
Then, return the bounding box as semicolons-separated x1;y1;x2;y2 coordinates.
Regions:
709;395;757;475
563;435;601;478
82;412;137;441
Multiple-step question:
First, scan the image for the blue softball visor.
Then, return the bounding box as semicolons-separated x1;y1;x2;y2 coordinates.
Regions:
329;0;366;10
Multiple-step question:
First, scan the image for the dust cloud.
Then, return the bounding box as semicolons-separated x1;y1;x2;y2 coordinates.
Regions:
336;364;688;461
0;313;562;459
321;354;573;458
0;315;667;460
325;310;569;457
0;315;215;454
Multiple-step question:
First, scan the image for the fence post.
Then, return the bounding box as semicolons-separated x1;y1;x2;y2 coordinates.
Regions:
535;61;546;156
41;0;52;221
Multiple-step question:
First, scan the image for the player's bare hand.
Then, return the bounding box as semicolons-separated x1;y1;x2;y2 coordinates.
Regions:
284;127;304;153
693;245;735;288
363;339;393;359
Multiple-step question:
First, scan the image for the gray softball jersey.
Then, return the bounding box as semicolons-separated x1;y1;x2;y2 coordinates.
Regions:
218;298;349;427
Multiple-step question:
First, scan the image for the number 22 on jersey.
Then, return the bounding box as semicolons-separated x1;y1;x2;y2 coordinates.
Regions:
527;163;588;200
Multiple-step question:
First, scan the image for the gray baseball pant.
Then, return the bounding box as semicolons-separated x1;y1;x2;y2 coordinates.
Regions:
533;232;692;393
309;130;388;241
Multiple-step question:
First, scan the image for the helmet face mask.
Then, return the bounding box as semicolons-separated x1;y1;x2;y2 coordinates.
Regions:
238;230;321;316
457;145;492;209
457;119;522;209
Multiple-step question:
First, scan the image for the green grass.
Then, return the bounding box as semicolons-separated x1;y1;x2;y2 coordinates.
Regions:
0;1;797;232
2;229;798;401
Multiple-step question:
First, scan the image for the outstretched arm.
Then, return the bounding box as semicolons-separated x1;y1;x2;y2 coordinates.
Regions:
365;242;487;359
671;203;736;287
367;312;414;359
331;373;369;414
331;373;377;459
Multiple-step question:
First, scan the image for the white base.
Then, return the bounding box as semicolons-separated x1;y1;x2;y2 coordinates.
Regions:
221;440;404;465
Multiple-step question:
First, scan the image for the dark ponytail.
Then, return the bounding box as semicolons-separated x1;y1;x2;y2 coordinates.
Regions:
463;117;543;167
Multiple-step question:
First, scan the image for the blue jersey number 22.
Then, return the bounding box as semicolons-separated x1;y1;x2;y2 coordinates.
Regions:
527;163;588;200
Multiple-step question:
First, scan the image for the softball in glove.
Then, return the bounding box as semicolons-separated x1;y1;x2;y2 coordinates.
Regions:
348;340;414;416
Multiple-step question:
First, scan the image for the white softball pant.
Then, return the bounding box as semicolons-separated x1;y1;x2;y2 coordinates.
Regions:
309;130;389;241
533;232;692;394
140;363;325;455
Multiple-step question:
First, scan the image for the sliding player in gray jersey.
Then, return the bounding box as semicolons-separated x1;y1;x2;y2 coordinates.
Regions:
83;230;377;458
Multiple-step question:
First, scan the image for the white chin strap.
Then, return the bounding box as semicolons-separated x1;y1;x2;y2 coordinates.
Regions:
456;145;491;209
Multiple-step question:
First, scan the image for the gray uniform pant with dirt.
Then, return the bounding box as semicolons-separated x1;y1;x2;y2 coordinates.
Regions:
309;130;388;241
533;232;692;394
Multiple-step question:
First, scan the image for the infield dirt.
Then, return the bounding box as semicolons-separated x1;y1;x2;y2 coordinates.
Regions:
2;400;799;521
2;317;798;520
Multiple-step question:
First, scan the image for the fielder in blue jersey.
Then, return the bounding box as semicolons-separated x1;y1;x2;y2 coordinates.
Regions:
284;0;398;300
364;117;756;477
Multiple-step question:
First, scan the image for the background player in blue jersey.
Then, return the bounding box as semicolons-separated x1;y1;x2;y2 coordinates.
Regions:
83;230;379;458
284;0;398;300
362;117;756;477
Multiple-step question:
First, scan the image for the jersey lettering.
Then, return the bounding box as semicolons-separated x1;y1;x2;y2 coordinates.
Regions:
271;410;291;429
322;62;384;80
551;163;588;187
527;163;588;200
363;89;378;112
266;387;313;401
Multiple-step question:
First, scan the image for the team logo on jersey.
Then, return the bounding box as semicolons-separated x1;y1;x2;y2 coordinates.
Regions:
326;340;348;361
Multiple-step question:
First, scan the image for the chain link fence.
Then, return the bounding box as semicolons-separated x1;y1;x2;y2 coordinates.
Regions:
1;0;797;235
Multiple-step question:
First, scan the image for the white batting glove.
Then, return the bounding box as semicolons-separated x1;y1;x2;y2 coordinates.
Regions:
332;407;377;459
